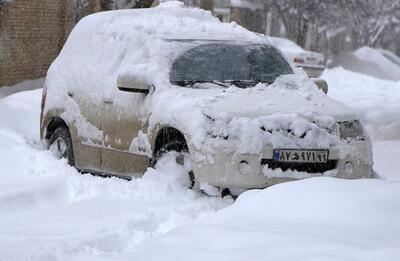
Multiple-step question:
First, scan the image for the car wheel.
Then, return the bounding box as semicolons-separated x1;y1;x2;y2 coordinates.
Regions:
151;140;197;189
49;126;75;166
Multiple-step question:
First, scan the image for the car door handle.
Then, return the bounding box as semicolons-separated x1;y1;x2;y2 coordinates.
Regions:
103;98;113;104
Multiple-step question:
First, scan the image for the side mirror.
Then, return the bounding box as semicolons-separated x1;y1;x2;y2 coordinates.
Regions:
117;73;150;94
312;78;328;94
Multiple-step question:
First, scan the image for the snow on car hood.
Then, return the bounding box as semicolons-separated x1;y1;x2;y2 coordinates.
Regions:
149;75;357;155
201;85;354;122
155;75;355;122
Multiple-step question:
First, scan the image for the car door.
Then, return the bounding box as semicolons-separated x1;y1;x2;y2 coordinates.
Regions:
66;89;102;172
100;92;149;178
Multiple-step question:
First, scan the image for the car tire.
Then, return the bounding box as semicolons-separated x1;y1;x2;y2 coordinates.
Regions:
151;140;196;189
49;126;75;166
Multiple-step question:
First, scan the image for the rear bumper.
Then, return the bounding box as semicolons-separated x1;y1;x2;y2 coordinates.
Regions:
190;140;373;189
296;65;325;78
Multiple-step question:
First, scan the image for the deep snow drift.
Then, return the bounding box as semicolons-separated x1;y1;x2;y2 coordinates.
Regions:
0;90;231;260
0;3;398;260
1;67;399;260
0;128;231;261
354;47;400;81
328;47;400;81
132;178;400;261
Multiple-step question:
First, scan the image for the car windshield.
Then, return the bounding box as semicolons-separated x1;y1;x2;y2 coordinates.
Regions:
170;43;293;88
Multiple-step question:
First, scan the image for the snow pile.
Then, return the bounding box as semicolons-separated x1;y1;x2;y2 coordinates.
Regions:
0;69;399;260
354;47;400;79
132;177;400;261
322;67;400;140
330;47;400;81
0;89;230;260
0;89;42;140
0;129;231;260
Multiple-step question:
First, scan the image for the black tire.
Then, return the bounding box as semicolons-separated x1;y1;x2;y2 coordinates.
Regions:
151;140;196;189
49;126;75;166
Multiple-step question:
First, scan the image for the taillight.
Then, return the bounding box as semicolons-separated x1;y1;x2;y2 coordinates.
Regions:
293;57;305;64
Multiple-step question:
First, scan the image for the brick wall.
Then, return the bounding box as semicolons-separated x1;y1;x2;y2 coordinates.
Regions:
0;0;76;87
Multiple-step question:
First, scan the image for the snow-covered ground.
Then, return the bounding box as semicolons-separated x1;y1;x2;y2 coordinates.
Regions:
0;91;231;261
0;68;399;260
132;178;400;261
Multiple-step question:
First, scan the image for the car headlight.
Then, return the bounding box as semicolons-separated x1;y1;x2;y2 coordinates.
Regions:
339;120;365;141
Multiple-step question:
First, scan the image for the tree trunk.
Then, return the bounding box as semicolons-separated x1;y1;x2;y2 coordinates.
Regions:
200;0;214;11
133;0;155;8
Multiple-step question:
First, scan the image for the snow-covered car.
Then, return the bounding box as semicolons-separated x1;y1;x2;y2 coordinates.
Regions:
40;2;373;194
269;36;325;78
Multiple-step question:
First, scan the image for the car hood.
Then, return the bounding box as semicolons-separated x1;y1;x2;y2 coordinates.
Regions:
168;85;356;123
150;77;358;152
208;91;353;122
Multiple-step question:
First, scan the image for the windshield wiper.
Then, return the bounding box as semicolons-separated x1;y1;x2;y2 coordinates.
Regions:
171;80;230;88
172;80;263;88
223;80;259;88
209;80;231;87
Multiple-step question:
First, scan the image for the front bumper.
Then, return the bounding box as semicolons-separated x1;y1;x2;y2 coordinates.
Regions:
190;139;373;189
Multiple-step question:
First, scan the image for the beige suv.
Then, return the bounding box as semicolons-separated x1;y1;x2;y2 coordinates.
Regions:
40;8;373;194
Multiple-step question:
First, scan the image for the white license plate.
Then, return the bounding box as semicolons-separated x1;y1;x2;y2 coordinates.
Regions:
273;149;329;163
306;56;318;62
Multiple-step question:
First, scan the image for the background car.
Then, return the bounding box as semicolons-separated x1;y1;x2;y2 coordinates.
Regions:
268;36;325;78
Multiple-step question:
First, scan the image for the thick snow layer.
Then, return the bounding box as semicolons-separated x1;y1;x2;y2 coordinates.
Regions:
148;75;356;161
146;139;400;255
0;67;400;260
0;129;231;260
132;178;400;261
330;47;400;81
354;47;400;80
268;36;306;53
322;67;400;140
0;89;42;140
46;0;259;102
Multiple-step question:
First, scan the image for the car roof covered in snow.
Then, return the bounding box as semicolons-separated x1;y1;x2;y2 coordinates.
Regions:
268;37;306;53
45;1;266;107
71;1;260;42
